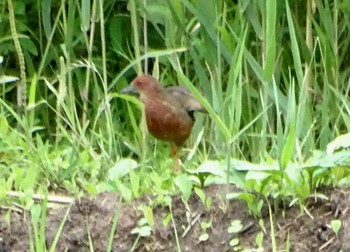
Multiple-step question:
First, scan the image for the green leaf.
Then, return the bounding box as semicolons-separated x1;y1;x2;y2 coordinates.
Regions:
41;0;52;39
117;183;132;202
131;225;152;237
200;220;212;230
107;158;138;180
175;174;192;202
199;233;209;241
264;0;277;80
331;219;341;235
138;226;152;237
195;160;226;176
81;0;90;31
285;0;303;86
163;213;171;227
0;115;9;135
0;179;5;201
242;2;262;39
194;187;212;210
255;231;264;248
21;38;38;56
280;122;295;170
141;206;154;227
327;133;350;154
229;237;239;247
232;159;278;171
228;220;243;234
30;204;42;223
109;16;131;53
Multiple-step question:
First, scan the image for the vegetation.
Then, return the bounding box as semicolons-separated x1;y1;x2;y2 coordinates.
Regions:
1;0;350;250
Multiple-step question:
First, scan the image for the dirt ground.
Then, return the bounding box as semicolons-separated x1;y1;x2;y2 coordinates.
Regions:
0;185;350;252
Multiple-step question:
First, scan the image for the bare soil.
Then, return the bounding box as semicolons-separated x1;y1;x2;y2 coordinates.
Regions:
1;185;350;251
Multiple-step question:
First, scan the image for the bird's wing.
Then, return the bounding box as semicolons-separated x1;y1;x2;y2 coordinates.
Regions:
165;86;207;114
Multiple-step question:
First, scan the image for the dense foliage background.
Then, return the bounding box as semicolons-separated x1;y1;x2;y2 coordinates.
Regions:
1;0;350;212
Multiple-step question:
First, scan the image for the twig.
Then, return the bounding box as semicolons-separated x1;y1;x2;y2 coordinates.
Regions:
6;191;74;205
0;205;23;214
319;236;335;251
182;213;201;238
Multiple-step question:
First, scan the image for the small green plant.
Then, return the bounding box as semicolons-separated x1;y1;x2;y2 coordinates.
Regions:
268;205;277;252
175;174;193;202
139;205;154;228
194;187;212;211
227;191;264;217
131;218;152;237
107;197;122;252
28;195;71;252
131;204;154;239
228;219;243;251
285;232;291;252
130;217;153;251
331;219;342;237
198;219;212;242
255;231;264;250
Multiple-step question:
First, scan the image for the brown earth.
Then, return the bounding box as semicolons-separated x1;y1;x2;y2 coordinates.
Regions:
0;185;349;251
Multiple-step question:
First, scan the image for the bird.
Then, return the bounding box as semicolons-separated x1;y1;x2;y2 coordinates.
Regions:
121;74;206;172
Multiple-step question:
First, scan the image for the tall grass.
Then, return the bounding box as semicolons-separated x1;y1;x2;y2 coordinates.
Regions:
0;0;349;204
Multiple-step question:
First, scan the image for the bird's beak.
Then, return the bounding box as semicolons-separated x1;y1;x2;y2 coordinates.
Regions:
121;83;138;95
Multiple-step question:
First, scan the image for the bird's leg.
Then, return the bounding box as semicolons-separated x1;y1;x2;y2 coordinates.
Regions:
171;143;180;173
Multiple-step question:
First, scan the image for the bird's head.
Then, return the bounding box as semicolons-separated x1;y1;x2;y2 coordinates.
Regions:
122;75;163;96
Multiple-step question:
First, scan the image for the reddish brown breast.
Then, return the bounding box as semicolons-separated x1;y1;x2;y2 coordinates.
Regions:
144;96;194;147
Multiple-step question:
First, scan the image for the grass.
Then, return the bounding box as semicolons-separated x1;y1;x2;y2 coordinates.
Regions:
1;0;350;250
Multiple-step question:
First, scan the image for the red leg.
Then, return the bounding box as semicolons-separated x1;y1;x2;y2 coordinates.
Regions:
171;143;180;172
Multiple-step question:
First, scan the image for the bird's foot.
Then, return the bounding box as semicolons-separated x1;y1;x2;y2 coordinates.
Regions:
172;158;180;173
